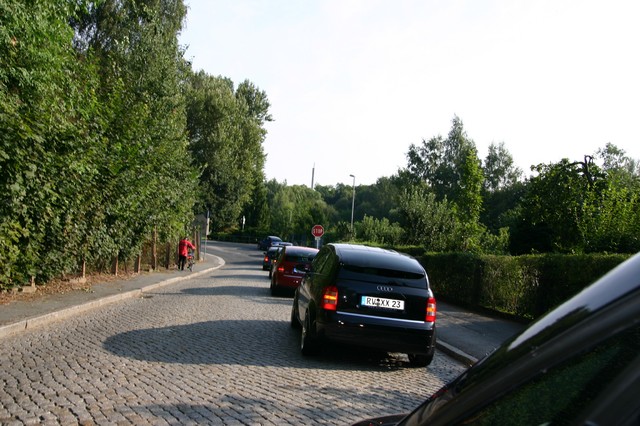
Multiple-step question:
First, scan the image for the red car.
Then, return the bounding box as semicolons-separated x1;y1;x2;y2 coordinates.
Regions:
270;246;319;296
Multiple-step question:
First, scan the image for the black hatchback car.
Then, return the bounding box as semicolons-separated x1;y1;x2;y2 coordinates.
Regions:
291;244;437;367
352;251;640;425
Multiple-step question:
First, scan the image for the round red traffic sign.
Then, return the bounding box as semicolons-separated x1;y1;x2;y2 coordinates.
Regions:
311;225;324;238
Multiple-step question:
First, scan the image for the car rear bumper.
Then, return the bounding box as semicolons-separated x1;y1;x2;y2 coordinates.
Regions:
317;311;436;354
274;274;304;289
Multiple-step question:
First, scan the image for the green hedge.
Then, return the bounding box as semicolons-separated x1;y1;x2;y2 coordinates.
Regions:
418;253;631;321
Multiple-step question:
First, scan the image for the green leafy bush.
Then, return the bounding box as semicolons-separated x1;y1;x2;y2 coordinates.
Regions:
418;253;630;321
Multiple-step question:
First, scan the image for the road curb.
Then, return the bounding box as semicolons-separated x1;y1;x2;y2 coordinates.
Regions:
436;340;478;367
0;260;225;340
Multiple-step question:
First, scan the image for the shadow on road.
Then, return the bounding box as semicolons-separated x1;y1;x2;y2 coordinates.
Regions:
103;318;415;372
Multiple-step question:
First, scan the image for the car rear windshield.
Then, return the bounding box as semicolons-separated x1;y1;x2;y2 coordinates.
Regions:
339;263;427;287
285;254;316;262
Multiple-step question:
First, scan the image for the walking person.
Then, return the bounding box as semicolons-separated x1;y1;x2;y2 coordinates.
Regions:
178;236;196;271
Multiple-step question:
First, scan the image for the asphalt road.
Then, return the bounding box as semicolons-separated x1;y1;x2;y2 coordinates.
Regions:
0;242;470;425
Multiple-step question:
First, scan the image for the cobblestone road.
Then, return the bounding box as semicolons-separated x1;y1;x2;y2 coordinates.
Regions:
0;243;466;425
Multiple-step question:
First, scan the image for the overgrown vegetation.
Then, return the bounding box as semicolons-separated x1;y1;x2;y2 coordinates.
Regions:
0;0;269;290
3;1;639;302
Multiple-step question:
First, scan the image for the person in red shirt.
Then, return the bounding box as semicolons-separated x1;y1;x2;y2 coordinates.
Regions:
178;236;196;271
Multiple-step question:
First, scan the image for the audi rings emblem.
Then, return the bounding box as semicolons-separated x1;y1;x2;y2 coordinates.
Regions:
377;285;393;292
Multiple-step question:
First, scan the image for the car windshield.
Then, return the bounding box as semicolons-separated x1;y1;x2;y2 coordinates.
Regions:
337;264;427;289
341;264;425;280
285;254;316;262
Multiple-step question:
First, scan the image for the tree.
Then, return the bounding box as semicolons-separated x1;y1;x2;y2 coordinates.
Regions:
596;143;640;188
405;135;447;197
314;183;353;224
186;72;271;231
1;0;201;288
578;182;640;253
396;186;462;251
349;177;401;222
403;116;484;224
483;142;522;192
357;215;404;246
78;0;197;260
244;182;270;231
1;0;107;283
584;143;640;252
481;181;526;235
481;142;524;236
511;157;606;254
264;182;331;244
235;80;272;230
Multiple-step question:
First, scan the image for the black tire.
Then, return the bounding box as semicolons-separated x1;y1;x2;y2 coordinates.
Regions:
290;302;300;329
408;349;435;367
270;280;279;296
300;311;320;355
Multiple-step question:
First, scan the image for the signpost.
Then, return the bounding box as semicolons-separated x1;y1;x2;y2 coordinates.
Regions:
311;225;324;248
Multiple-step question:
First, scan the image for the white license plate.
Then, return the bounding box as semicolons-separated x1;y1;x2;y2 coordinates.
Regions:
361;296;404;310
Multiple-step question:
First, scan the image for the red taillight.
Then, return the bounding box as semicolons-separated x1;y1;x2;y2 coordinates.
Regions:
264;255;269;262
426;297;436;322
277;266;284;273
322;286;338;311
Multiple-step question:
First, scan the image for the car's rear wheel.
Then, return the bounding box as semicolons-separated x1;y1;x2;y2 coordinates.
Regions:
301;311;319;355
290;302;300;329
270;279;279;296
408;349;434;367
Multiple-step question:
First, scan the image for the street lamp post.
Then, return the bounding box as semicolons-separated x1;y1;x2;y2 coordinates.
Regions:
349;174;355;238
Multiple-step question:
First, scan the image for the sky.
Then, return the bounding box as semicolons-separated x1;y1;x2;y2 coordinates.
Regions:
178;0;640;187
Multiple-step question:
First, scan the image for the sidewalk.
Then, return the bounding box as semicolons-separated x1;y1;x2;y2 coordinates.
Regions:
0;252;525;366
0;254;225;340
435;301;526;366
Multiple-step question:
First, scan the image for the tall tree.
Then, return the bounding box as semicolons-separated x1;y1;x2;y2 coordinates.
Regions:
585;143;640;252
186;73;271;231
235;80;271;230
483;142;522;192
349;177;401;222
596;142;640;188
83;0;197;258
315;183;353;224
1;0;106;283
404;116;484;223
481;142;524;235
265;183;331;244
511;157;606;254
